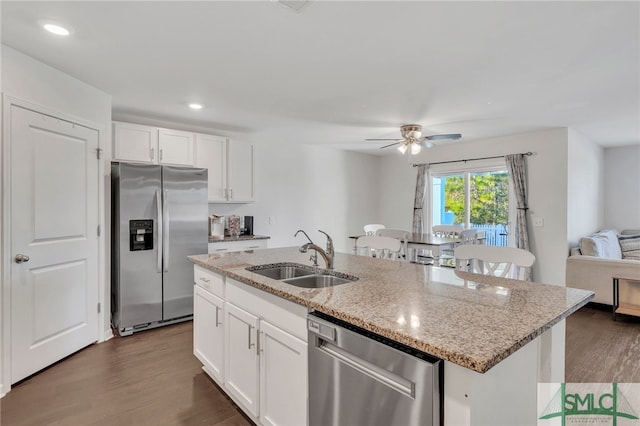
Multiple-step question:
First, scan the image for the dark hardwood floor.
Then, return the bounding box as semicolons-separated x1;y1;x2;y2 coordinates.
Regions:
565;304;640;383
2;306;639;425
0;322;252;426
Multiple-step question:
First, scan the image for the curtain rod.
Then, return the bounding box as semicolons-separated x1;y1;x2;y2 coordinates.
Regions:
412;151;533;167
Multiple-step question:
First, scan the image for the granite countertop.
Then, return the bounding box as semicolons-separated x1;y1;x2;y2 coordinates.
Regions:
189;247;594;373
208;235;271;243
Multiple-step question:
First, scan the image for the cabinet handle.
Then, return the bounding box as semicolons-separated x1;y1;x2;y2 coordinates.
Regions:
248;245;260;249
257;331;262;356
247;325;254;349
215;248;227;252
200;277;210;283
229;188;233;199
150;147;155;160
159;148;163;161
215;306;221;327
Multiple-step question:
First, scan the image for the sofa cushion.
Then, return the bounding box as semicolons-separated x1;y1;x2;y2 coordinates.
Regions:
580;230;622;259
619;234;640;260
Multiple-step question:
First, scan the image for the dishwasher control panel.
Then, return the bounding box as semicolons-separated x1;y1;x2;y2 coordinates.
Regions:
308;318;336;342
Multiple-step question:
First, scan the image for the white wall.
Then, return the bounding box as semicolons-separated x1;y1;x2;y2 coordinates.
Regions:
208;143;380;254
603;145;640;231
1;45;112;396
566;129;604;245
378;128;570;286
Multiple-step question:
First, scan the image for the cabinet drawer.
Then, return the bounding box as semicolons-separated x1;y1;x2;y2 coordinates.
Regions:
194;265;224;298
226;278;308;341
208;239;267;254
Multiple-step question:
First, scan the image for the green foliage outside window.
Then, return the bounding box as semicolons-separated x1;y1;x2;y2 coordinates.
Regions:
444;172;509;225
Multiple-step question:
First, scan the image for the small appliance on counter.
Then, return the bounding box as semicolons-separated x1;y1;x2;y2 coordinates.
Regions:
243;215;254;236
227;215;241;238
209;215;225;240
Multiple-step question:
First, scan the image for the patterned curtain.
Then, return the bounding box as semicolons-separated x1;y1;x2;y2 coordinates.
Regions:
412;165;428;234
505;154;533;281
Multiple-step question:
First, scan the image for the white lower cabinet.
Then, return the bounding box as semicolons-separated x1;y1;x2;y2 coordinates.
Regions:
193;286;224;384
259;320;307;426
193;268;309;425
225;301;260;417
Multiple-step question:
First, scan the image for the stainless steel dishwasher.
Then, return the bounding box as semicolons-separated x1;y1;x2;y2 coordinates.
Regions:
308;311;443;426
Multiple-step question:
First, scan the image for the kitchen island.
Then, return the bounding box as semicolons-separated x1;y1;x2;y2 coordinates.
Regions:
190;247;593;426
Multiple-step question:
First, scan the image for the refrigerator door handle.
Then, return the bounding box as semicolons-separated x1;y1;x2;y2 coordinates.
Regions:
156;189;163;273
163;189;170;272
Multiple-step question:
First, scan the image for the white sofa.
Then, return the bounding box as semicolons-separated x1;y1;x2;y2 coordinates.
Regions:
566;229;640;305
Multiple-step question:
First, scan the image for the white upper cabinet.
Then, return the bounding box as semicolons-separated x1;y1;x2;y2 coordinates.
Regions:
196;134;254;203
158;128;194;166
227;139;254;203
113;122;194;166
112;122;158;164
195;134;227;202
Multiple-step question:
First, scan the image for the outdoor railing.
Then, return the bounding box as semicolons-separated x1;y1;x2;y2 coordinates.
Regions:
470;224;508;247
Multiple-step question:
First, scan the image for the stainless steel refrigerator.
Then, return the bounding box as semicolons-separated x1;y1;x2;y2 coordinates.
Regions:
111;162;208;336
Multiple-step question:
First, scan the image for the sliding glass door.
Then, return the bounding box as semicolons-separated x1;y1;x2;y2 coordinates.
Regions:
430;167;511;246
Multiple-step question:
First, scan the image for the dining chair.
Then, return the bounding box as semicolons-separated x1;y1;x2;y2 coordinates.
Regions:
459;229;480;245
432;224;464;237
376;229;410;259
363;224;386;235
356;235;402;260
454;245;535;280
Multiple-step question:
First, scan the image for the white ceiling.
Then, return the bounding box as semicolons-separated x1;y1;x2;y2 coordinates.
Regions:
2;1;639;153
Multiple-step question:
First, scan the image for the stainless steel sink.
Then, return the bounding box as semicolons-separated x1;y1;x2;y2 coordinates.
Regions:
246;263;314;280
246;263;358;288
283;274;356;288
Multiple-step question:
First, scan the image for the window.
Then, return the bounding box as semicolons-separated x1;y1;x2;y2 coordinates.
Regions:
429;162;512;246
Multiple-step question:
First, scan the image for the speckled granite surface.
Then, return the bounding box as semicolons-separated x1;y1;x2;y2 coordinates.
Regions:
208;235;270;243
189;247;593;373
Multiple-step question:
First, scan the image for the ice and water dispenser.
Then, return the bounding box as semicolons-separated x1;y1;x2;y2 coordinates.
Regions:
129;219;154;251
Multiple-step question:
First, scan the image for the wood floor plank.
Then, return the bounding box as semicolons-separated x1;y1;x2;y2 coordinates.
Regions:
0;322;252;426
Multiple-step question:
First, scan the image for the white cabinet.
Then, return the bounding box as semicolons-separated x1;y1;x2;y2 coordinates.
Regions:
195;135;254;203
195;134;227;202
192;268;308;426
158;128;194;166
194;286;224;383
113;122;194;166
225;302;260;417
227;139;254;202
113;121;157;164
259;320;307;426
208;238;268;254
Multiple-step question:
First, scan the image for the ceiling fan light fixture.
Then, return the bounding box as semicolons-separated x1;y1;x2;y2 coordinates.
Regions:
410;143;422;155
397;144;408;154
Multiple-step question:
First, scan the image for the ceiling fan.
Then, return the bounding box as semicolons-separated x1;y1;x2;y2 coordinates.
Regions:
366;124;462;155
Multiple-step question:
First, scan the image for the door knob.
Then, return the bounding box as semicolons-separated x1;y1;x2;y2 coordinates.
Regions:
15;254;30;264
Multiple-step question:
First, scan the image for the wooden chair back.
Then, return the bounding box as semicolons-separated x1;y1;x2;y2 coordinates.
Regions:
454;245;535;280
363;224;386;235
432;224;464;237
356;235;402;260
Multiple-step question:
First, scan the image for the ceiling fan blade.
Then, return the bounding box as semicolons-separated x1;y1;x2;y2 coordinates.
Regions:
365;138;404;141
418;139;435;148
425;133;462;141
379;141;402;149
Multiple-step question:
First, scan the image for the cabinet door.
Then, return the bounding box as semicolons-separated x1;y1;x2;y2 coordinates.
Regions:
227;139;254;202
193;286;224;383
225;302;260;417
158;128;194;166
195;134;227;202
259;320;308;426
113;122;157;163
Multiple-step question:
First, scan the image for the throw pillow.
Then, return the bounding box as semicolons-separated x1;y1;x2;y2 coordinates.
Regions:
580;230;623;259
619;234;640;260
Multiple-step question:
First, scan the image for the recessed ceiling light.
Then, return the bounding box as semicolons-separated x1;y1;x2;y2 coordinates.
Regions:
39;20;74;36
189;103;203;110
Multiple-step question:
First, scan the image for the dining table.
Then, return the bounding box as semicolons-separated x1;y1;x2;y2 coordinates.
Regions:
348;233;463;265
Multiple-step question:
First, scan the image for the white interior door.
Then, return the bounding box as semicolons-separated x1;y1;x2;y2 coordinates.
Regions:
9;105;99;384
